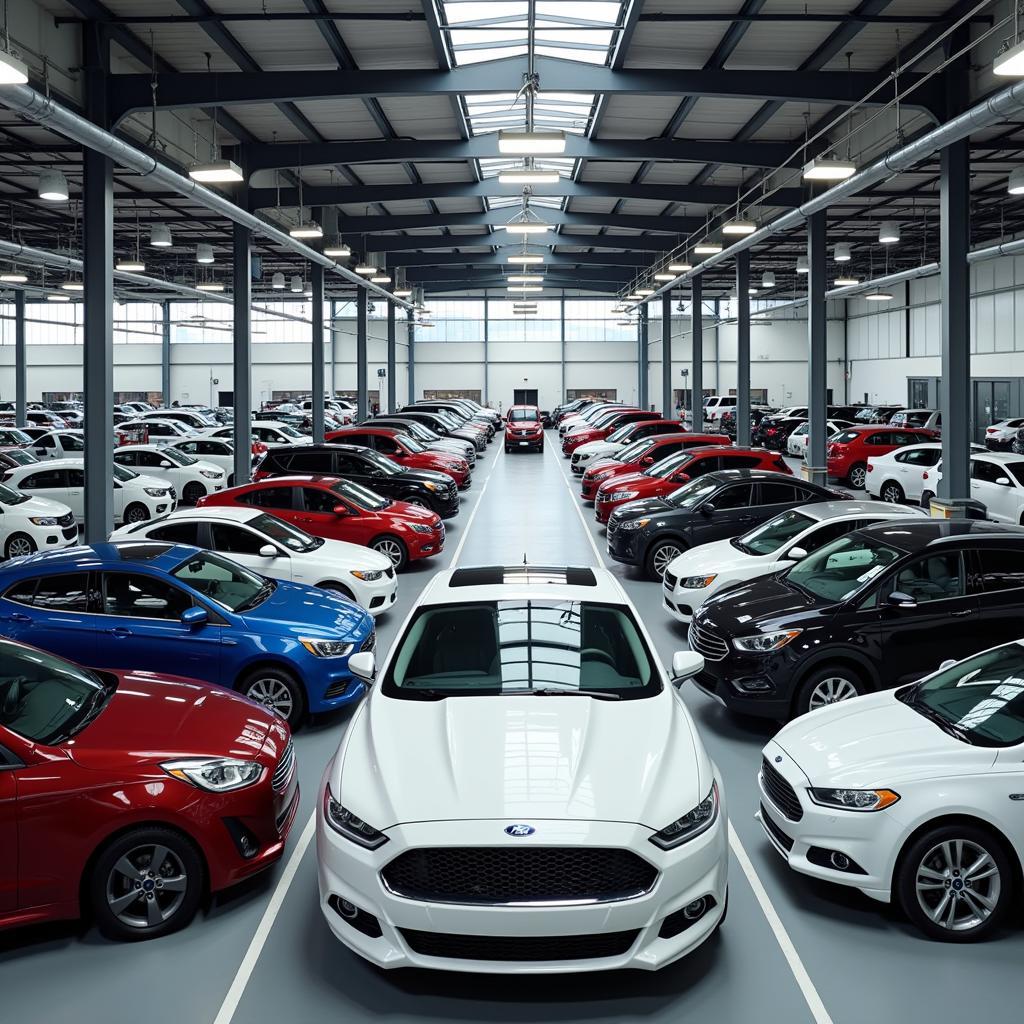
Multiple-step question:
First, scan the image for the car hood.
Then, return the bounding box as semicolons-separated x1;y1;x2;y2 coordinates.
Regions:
699;573;826;633
574;440;621;457
68;670;285;769
239;579;372;638
336;691;707;828
770;690;996;787
130;473;172;492
611;495;673;519
319;537;392;572
668;537;752;575
391;465;453;487
10;494;74;517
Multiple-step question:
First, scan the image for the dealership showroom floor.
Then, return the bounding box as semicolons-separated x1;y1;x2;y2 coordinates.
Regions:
6;2;1024;1024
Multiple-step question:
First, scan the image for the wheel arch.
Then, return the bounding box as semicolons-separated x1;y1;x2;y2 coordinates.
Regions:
789;650;881;716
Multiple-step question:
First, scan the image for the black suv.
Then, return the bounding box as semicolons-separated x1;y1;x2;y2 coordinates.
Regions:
607;470;845;579
690;519;1024;720
255;444;460;518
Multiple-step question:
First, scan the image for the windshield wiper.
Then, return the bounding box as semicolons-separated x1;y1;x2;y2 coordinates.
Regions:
730;537;751;554
236;579;275;612
904;697;976;744
530;688;621;701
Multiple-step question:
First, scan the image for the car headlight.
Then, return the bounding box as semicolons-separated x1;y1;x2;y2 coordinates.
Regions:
29;516;59;526
423;482;440;492
199;469;220;479
144;487;168;497
607;490;638;501
808;788;900;811
324;786;389;849
299;637;354;657
732;629;802;653
162;757;263;792
680;574;718;589
409;523;434;534
617;517;649;531
649;781;719;849
350;569;383;581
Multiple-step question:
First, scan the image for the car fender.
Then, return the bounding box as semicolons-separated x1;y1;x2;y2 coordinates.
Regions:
789;643;882;692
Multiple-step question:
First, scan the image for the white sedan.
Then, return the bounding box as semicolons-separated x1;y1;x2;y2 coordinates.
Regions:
111;506;398;615
202;420;311;448
662;501;925;624
758;639;1024;941
316;564;726;973
786;419;854;458
113;444;226;505
0;480;78;559
983;417;1024;449
867;442;984;505
164;436;240;483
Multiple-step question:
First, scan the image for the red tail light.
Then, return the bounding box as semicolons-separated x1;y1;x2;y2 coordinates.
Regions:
922;471;929;480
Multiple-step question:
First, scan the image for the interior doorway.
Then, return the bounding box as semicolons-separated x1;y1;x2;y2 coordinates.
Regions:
513;388;539;405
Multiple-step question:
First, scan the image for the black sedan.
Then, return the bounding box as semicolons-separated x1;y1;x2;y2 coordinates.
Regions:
390;410;487;452
690;519;1024;721
254;443;461;518
606;469;845;579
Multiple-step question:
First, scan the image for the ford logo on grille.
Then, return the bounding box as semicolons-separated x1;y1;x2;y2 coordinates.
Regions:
504;824;535;837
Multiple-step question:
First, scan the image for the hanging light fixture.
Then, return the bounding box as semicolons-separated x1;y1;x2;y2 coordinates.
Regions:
802;154;857;181
371;273;392;284
393;269;412;298
796;255;809;274
46;292;70;302
271;272;286;289
654;270;676;282
497;166;560;185
355;253;379;275
878;221;900;244
38;168;69;202
0;13;28;85
625;293;642;301
508;274;543;284
497;130;566;155
761;271;776;288
1009;168;1024;195
196;281;225;292
637;287;655;297
864;290;894;301
0;269;27;283
506;253;544;265
61;277;84;292
747;287;758;295
290;221;323;239
324;239;351;257
723;218;756;235
834;243;851;262
290;275;304;293
693;241;723;255
834;275;859;286
502;207;551;234
116;206;146;272
668;261;692;273
994;9;1024;77
196;243;214;264
188;90;244;182
508;285;543;293
150;223;172;248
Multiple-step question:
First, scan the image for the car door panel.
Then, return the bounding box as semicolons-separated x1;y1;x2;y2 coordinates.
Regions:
0;572;97;666
210;523;290;579
0;749;16;912
686;482;757;546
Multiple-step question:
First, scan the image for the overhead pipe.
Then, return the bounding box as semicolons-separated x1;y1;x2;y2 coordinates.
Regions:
0;84;413;310
641;76;1024;305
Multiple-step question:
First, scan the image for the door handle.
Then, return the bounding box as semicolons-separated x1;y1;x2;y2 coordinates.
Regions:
950;609;973;617
108;627;133;637
6;612;30;623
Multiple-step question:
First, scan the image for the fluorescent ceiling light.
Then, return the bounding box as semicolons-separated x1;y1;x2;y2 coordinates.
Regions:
514;309;538;314
501;220;552;233
508;285;543;292
506;254;544;264
46;293;70;302
723;219;756;235
654;272;676;281
748;287;758;295
354;263;378;275
371;274;392;284
0;272;27;283
864;290;894;301
796;255;809;274
150;224;172;248
196;282;225;292
271;272;286;289
324;242;351;257
61;280;84;292
878;221;900;244
625;293;642;301
802;155;857;181
196;243;214;264
508;274;543;283
0;50;29;85
393;287;412;297
1009;168;1024;195
38;168;68;202
761;271;776;288
694;241;723;254
994;38;1024;76
637;288;655;296
188;159;244;183
115;259;146;272
668;262;692;273
497;168;561;185
834;243;851;262
289;221;323;239
497;130;567;155
834;276;859;286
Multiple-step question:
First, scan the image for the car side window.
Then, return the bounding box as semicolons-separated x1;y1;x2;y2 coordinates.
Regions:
210;524;266;555
865;432;888;445
302;487;340;513
241;486;294;510
114;451;138;466
197;441;223;455
712;483;754;509
101;571;192;620
65;469;85;487
375;436;400;455
176;441;198;455
285;451;332;473
792;485;825;502
893;553;965;603
149;522;202;545
801;520;862;553
970;549;1024;594
758;482;798;504
724;455;764;470
4;572;89;611
62;434;84;451
19;469;64;490
682;457;716;478
971;460;1006;484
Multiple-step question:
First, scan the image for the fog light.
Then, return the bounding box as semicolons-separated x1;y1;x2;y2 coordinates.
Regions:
683;897;707;920
735;676;774;693
830;851;850;871
338;898;358;920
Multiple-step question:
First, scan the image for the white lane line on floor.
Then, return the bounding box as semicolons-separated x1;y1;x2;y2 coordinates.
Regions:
728;823;834;1024
548;441;608;568
211;812;317;1024
449;447;499;567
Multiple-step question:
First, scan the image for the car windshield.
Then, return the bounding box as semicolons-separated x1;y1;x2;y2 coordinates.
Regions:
647;451;692;479
735;509;814;555
362;450;401;476
664;477;719;509
0;641;113;744
396;433;426;454
112;463;138;482
616;439;656;462
898;644;1024;747
508;409;537;422
250;512;320;553
784;533;902;603
172;551;273;612
0;429;31;444
278;424;304;438
331;478;389;511
1000;461;1024;486
382;600;659;700
606;424;634;442
4;449;37;465
831;430;859;444
406;422;438;441
161;447;196;466
0;483;28;505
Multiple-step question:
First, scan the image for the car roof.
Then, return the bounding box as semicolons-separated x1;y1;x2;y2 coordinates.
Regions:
242;474;341;486
160;506;258;524
268;443;362;454
1;540;197;572
697;468;794;483
796;500;925;522
857;519;1024;552
971;451;1024;463
418;564;627;606
6;457;84;471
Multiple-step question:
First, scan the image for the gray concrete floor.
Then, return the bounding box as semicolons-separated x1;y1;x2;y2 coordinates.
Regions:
1;440;1021;1024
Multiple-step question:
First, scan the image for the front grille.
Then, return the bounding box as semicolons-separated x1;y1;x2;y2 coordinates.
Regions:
760;804;795;851
57;511;74;528
663;570;678;591
168;486;177;500
270;738;295;791
381;847;657;906
571;453;582;464
399;927;640;963
688;621;729;662
384;566;395;579
360;631;376;653
61;525;78;540
324;678;356;699
761;759;803;822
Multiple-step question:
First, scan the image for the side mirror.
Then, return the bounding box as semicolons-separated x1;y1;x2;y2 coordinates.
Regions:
670;650;705;684
159;460;173;469
333;503;349;516
787;546;808;561
348;650;376;683
180;606;208;628
886;590;917;609
997;477;1012;486
640;456;654;465
701;502;716;516
259;544;278;558
672;472;691;484
938;658;957;672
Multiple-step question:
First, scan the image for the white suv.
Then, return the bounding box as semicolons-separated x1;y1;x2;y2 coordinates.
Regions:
113;444;226;505
316;564;726;973
702;396;737;423
0;480;78;559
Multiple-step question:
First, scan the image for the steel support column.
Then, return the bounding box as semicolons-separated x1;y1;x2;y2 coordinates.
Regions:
559;297;565;405
160;301;171;404
806;210;828;483
82;29;114;543
310;263;325;442
661;293;673;419
232;221;252;484
329;299;337;395
483;296;490;406
14;291;25;425
735;252;751;446
407;309;416;404
939;137;971;503
691;276;703;430
638;304;649;409
386;301;396;414
356;288;368;420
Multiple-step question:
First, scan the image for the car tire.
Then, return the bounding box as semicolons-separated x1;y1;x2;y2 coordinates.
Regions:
921;489;935;509
880;480;905;504
238;666;306;726
404;496;432;510
794;665;867;717
182;481;205;506
846;463;868;490
227;473;235;487
5;532;36;560
90;826;204;942
896;823;1012;942
123;503;150;524
318;582;356;602
644;538;686;581
505;445;512;453
371;535;408;572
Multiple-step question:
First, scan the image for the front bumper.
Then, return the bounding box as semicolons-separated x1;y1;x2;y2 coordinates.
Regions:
349;573;399;617
408;521;446;561
316;810;728;974
606;523;644;564
506;430;544;450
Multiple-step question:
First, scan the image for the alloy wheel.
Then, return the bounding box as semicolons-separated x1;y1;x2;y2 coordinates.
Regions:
105;844;188;930
915;839;1002;933
125;505;148;524
807;675;860;709
373;538;404;567
881;482;904;504
6;536;34;559
849;465;867;489
651;544;682;578
244;676;294;719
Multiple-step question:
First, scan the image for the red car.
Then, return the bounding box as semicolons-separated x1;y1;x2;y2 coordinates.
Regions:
594;445;790;523
505;405;544;453
324;426;471;489
199;475;443;571
580;432;730;500
561;409;661;456
826;425;938;489
0;638;297;941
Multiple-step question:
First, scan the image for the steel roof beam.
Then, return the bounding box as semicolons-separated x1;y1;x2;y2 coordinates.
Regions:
335;209;701;233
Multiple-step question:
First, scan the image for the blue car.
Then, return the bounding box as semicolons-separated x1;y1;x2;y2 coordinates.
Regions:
0;541;374;726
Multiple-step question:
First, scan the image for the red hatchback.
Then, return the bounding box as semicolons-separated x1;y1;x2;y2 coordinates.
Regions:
826;426;938;489
324;426;471;489
0;638;297;941
199;475;443;571
505;405;544;452
594;445;790;523
580;433;730;500
561;409;661;456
